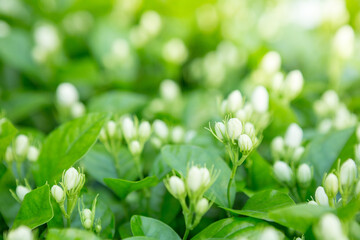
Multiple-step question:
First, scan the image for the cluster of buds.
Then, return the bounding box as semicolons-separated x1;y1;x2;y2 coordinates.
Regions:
78;195;102;234
220;88;270;131
120;116;151;157
5;134;40;179
249;51;304;103
56;82;86;120
51;167;85;220
151;120;193;149
6;225;33;240
271;123;313;201
310;158;358;207
271;123;305;163
314;90;357;133
208;117;259;166
164;165;218;234
144;79;183;119
10;179;32;203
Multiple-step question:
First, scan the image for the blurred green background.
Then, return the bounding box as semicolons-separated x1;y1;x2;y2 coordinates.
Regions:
0;0;360;133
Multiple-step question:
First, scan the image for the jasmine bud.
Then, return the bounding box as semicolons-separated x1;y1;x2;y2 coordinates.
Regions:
56;82;79;107
318;214;346;240
82;208;92;219
153;120;169;140
15;134;29;157
51;185;64;203
214;122;226;140
106;120;117;138
138;121;151;140
7;225;33;240
227;118;242;139
171;126;185;143
296;164;311;188
16;185;31;202
340;159;357;190
64;167;80;190
251;86;269;113
324;173;339;198
5;146;13;163
226;90;242;113
27;146;39;162
129;140;141;156
273;161;293;185
195;198;209;216
122;117;136;140
271;136;284;157
315;186;329;206
168;176;185;198
238;134;253;152
284;123;303;148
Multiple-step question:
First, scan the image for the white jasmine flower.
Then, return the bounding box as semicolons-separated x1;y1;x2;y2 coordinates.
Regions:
284;123;303;148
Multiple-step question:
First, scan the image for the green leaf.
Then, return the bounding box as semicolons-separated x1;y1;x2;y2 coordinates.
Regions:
82;144;137;184
268;203;333;233
192;217;282;240
336;197;360;221
301;127;355;185
47;228;101;240
0;118;17;159
160;145;235;207
225;189;295;221
1;92;52;123
13;184;53;229
130;215;181;240
246;152;278;191
124;237;158;240
104;176;159;199
88;91;147;114
36;113;108;185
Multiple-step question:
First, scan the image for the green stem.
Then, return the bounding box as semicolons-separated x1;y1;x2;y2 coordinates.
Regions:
227;164;238;208
16;162;22;180
67;217;71;228
183;228;190;240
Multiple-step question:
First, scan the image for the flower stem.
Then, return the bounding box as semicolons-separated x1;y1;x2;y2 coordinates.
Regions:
227;164;238;208
183;228;190;240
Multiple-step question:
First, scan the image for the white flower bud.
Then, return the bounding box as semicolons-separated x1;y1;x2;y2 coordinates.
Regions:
82;208;92;219
187;166;211;193
322;90;339;109
308;200;318;205
106;121;116;138
83;218;92;229
160;79;180;101
122;117;136;140
226;90;243;113
51;185;64;203
5;146;13;163
340;159;357;189
260;51;281;74
273;161;293;184
56;83;79;107
355;181;360;197
27;146;39;162
214;122;226;140
168;176;185;197
64;167;80;190
7;225;33;240
292;146;305;162
99;128;107;142
259;227;280;240
238;134;253;152
284;123;303;148
284;70;304;99
15;134;29;157
162;38;188;64
171;126;185;143
70;102;85;118
195;198;209;215
95;224;102;233
244;122;255;140
227;118;242;139
271;136;284;157
153;120;169;140
324;173;339;198
319;214;347;240
297;164;311;188
251;86;269;113
315;186;329;206
129;140;141;156
138;121;151;140
333;25;355;59
16;185;31;202
150;137;162;149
